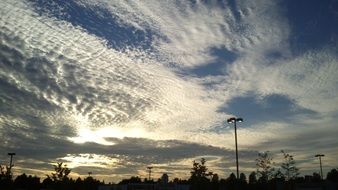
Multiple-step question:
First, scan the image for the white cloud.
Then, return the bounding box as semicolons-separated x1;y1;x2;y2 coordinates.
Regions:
82;0;289;68
0;0;221;145
258;49;338;112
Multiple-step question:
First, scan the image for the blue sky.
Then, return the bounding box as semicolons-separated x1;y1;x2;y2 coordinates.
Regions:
0;0;338;182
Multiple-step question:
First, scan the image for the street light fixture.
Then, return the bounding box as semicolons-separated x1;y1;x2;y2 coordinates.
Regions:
227;117;243;179
7;152;16;176
315;154;325;179
7;153;16;168
147;166;153;181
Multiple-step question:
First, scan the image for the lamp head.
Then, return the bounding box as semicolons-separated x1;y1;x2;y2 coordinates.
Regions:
236;118;243;122
227;117;236;123
315;154;325;157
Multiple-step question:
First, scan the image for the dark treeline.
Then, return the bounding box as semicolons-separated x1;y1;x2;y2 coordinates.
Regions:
185;154;338;190
0;150;338;190
1;162;103;190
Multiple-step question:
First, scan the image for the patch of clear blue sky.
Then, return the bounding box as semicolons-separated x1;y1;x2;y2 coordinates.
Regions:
284;0;338;55
217;93;318;128
208;93;319;133
182;47;238;77
28;0;156;50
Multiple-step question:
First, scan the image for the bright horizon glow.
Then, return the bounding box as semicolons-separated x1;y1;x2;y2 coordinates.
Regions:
60;154;118;168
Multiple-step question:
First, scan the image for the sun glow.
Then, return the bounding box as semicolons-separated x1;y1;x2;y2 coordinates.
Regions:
68;128;115;145
60;154;118;168
68;126;149;145
67;113;150;145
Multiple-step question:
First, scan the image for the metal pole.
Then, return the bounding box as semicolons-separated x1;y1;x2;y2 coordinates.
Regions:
319;156;323;180
315;154;324;180
8;153;15;169
234;120;239;179
147;166;152;181
149;169;151;180
9;155;13;168
7;153;16;176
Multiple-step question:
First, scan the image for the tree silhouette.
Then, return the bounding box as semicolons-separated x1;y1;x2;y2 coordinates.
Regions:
119;176;142;184
0;164;13;189
312;172;321;182
249;171;257;184
280;150;299;181
210;173;219;190
226;173;236;183
239;173;247;183
223;173;237;190
189;158;213;190
256;151;275;183
190;158;212;179
83;176;102;190
211;173;219;183
159;173;169;184
327;168;338;182
14;173;40;190
52;162;71;181
48;162;71;182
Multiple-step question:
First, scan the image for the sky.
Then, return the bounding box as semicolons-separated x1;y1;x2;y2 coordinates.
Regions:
0;0;338;183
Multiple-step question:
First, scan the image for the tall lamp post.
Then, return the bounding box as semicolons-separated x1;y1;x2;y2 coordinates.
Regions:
8;152;16;176
227;117;243;179
147;166;153;181
315;154;325;179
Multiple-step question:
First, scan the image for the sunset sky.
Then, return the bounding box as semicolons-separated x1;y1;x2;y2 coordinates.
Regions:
0;0;338;182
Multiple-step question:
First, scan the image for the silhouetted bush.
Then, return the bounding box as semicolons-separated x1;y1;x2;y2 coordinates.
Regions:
327;168;338;182
14;173;40;190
